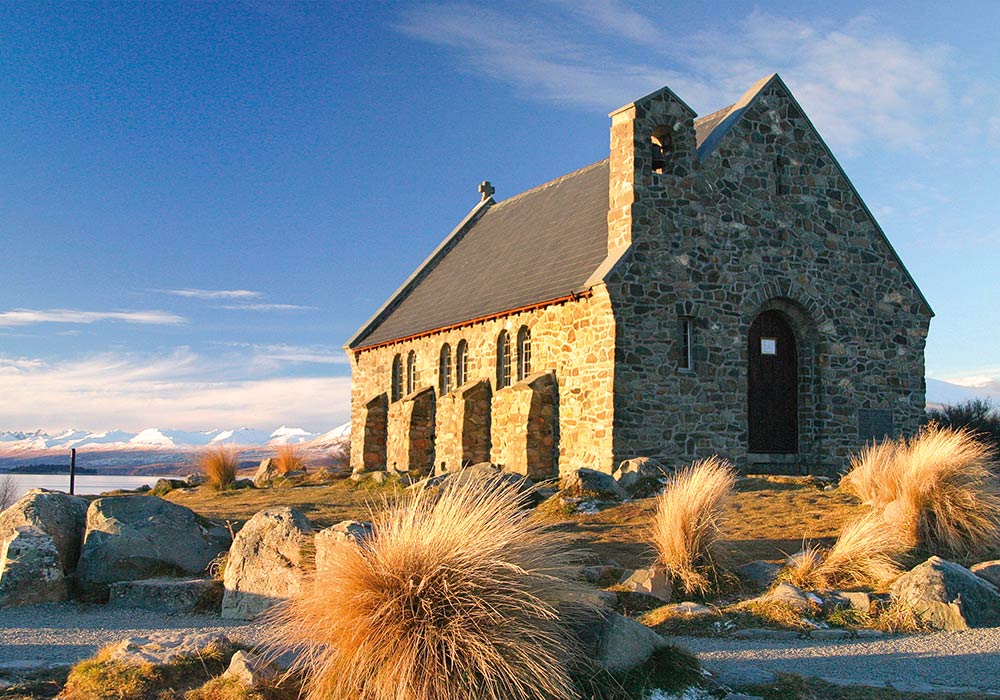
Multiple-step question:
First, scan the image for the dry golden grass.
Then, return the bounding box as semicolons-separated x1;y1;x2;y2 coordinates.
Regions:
274;444;305;474
841;439;900;509
779;544;825;590
185;676;265;700
61;640;233;700
60;646;158;700
651;456;736;596
197;446;239;491
782;515;906;591
842;425;1000;560
268;478;596;700
817;515;905;589
727;598;815;630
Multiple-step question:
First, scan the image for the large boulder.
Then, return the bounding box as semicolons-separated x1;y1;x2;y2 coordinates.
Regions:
617;567;673;605
736;560;782;590
76;496;231;600
315;520;372;574
221;507;314;620
0;489;88;574
759;583;818;614
613;457;670;496
561;468;627;501
225;650;278;688
592;611;670;672
0;526;69;607
971;560;1000;589
889;556;1000;630
109;577;224;614
252;458;280;487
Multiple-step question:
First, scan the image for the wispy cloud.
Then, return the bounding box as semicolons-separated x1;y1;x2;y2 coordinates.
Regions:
397;5;954;152
0;350;349;432
219;303;316;312
157;288;263;300
0;309;185;327
246;343;348;365
153;287;314;312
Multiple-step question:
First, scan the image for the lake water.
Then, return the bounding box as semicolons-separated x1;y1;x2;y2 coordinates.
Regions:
2;473;180;503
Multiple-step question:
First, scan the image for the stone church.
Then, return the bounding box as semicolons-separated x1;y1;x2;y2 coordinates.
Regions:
345;74;932;478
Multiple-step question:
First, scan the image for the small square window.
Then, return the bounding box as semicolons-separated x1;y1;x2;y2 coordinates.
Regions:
760;338;777;355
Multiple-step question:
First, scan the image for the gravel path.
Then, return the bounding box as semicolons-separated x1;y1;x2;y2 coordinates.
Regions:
3;603;1000;696
0;602;267;671
676;627;1000;694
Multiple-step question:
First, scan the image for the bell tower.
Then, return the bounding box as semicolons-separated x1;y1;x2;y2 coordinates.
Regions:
607;86;697;252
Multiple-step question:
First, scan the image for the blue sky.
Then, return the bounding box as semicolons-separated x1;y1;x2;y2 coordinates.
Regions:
1;1;998;432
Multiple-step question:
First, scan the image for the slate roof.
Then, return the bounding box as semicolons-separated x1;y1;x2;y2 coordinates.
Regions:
349;160;611;349
348;111;739;350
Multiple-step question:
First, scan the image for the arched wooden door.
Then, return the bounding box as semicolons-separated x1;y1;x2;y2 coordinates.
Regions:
748;310;798;453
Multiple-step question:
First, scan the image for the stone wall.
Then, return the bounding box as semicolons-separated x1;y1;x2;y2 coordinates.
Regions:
385;386;435;476
490;371;558;478
348;287;617;475
434;379;491;473
604;77;931;474
358;393;387;472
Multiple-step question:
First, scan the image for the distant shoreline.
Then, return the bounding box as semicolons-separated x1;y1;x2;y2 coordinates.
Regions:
0;464;100;476
2;464;98;475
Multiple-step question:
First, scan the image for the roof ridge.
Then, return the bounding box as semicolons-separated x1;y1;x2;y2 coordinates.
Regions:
695;104;735;126
492;159;608;210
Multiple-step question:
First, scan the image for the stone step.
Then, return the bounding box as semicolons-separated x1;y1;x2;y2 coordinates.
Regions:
108;577;223;614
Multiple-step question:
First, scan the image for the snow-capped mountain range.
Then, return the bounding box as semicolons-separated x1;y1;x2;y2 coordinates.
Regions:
0;423;349;454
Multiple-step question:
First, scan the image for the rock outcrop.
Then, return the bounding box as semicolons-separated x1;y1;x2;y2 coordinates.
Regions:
0;526;69;607
613;457;670;496
221;507;314;619
617;567;673;605
109;577;224;614
561;468;627;501
889;556;1000;630
0;489;88;574
315;520;373;574
971;560;1000;589
0;489;90;607
225;650;278;688
76;496;231;600
252;458;279;487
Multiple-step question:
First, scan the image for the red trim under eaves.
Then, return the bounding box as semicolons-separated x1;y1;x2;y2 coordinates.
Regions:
352;291;594;355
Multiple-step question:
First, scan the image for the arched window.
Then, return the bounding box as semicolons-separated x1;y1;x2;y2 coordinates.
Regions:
496;331;511;388
455;339;469;387
390;354;402;402
439;343;452;395
406;350;417;395
516;326;531;381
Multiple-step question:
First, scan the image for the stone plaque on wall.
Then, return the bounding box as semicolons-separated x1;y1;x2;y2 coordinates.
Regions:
857;408;894;442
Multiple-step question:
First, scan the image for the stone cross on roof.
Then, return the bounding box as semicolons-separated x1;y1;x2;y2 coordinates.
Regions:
478;180;495;201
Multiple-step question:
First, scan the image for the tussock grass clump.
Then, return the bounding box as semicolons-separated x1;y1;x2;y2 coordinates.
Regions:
274;444;305;475
651;456;736;595
842;425;1000;560
779;543;825;590
268;478;595;700
197;446;239;491
782;516;906;591
816;515;905;588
